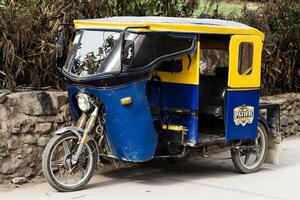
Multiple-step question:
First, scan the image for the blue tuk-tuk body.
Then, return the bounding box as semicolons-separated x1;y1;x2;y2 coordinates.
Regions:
63;17;275;162
42;16;281;192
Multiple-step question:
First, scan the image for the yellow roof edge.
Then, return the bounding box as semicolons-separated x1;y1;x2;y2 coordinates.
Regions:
73;20;265;41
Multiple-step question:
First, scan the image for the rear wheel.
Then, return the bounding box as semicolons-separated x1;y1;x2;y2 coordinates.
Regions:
231;123;268;173
42;132;97;192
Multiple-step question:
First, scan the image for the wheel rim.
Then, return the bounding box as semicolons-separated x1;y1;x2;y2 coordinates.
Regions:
237;126;266;170
49;135;94;187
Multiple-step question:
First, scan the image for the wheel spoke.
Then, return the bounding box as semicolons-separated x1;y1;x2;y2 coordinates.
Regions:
244;153;250;165
255;151;260;161
239;150;247;156
63;170;71;184
63;141;71;155
51;160;64;166
76;164;87;175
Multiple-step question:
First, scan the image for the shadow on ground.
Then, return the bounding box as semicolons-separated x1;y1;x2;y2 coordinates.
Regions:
85;139;300;191
86;155;271;190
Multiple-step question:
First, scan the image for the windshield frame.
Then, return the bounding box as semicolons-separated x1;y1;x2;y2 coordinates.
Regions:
63;29;122;78
62;28;198;82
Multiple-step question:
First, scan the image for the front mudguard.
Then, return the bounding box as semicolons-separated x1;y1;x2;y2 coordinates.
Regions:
54;126;100;165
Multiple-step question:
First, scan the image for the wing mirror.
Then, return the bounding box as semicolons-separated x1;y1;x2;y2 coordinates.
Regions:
120;26;149;70
122;40;134;66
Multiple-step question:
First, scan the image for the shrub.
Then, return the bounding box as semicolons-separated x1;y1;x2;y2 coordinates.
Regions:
0;0;299;94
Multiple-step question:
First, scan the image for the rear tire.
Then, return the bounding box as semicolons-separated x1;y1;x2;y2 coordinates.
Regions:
231;123;268;174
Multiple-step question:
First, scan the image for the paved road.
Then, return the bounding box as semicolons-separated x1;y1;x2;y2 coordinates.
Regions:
1;137;300;200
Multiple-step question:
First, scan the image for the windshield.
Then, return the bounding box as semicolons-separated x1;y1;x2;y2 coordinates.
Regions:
64;30;196;79
67;30;121;77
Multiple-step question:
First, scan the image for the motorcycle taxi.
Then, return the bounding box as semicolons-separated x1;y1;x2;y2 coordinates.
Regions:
42;17;281;192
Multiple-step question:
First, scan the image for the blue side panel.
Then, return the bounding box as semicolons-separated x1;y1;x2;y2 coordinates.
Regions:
225;89;260;141
160;83;199;110
148;82;199;144
67;80;157;162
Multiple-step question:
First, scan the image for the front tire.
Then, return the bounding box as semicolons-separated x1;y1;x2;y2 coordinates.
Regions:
42;132;97;192
231;123;268;174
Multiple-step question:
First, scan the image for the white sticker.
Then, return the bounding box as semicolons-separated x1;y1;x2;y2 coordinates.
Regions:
233;105;254;126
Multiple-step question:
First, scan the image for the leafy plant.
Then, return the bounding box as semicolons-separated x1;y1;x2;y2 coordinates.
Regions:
0;0;299;94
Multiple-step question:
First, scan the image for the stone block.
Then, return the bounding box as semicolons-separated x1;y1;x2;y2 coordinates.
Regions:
0;121;11;139
47;92;68;113
0;158;23;174
14;91;57;116
0;90;9;104
34;122;52;134
11;177;28;184
280;116;289;126
7;136;20;150
0;142;9;157
22;135;37;145
0;104;11;120
37;136;50;147
290;124;300;135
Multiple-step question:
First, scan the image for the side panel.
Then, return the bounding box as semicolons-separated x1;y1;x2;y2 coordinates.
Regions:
225;89;260;140
228;35;263;88
148;82;199;144
148;42;200;144
67;80;157;162
159;82;199;110
155;51;199;85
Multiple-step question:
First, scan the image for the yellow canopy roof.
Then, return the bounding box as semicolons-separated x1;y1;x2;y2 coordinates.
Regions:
74;16;265;40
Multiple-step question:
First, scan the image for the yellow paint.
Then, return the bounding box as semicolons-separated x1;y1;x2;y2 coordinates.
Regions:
162;124;188;132
120;96;133;106
227;88;260;91
228;35;263;88
74;19;265;88
153;41;200;85
74;20;265;41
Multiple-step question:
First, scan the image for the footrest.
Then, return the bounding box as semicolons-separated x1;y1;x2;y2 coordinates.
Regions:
162;124;188;132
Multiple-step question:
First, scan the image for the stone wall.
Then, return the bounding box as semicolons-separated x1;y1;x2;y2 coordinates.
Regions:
261;93;300;137
0;91;71;184
0;91;299;184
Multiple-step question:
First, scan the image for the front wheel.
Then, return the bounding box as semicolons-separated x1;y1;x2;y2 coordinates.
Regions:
231;123;268;174
42;132;97;192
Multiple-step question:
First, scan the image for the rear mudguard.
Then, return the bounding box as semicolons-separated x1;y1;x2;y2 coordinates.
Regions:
259;114;281;165
54;126;99;165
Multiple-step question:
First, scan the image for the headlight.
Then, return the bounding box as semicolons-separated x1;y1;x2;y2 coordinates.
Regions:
76;93;92;112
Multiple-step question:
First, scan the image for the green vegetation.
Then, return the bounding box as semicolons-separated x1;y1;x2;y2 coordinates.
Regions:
193;1;259;18
0;0;299;94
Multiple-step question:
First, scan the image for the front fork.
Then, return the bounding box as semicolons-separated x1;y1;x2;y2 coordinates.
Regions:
72;107;99;165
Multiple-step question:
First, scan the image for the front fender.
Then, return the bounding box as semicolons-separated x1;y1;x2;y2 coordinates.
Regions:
54;126;99;165
54;126;84;139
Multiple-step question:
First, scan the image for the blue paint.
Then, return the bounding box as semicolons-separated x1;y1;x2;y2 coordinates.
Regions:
225;89;260;141
67;80;158;162
147;81;199;143
148;82;199;110
166;114;198;144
